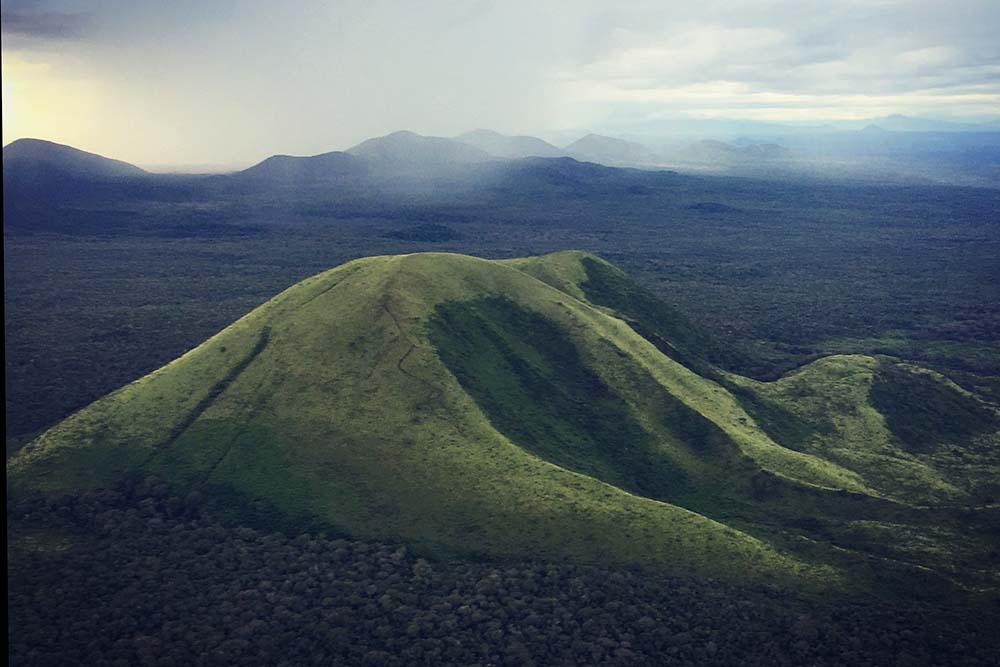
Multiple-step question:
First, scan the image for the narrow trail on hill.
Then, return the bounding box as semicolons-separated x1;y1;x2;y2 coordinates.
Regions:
381;302;444;411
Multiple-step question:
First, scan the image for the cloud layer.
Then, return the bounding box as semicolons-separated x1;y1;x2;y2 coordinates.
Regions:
2;0;998;165
564;0;1000;122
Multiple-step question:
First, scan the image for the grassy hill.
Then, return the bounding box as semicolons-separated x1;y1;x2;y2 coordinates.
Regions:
10;251;999;597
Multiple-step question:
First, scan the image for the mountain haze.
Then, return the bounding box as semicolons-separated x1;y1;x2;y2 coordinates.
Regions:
2;138;184;211
685;140;791;162
238;151;367;185
564;134;662;166
347;130;492;171
3;138;147;177
3;138;147;185
859;115;995;133
457;129;566;159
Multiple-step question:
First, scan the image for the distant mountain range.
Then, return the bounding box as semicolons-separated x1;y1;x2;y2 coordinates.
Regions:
851;114;1000;133
1;132;668;201
679;139;792;163
5;119;1000;200
593;114;1000;139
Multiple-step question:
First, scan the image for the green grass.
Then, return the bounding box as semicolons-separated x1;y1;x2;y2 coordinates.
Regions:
429;296;688;501
10;250;999;596
727;354;1000;506
870;360;998;453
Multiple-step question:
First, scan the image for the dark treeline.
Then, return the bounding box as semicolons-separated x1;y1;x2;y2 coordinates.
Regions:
8;480;1000;666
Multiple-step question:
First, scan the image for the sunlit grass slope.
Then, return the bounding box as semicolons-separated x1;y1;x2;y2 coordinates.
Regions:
10;251;999;593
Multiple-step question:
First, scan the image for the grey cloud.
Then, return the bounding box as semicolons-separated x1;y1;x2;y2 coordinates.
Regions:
3;0;998;165
1;0;88;39
570;0;1000;99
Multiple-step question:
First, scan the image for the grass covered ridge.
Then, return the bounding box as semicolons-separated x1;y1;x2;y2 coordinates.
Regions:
10;251;999;595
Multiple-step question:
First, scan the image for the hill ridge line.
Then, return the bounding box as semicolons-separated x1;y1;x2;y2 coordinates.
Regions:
152;327;272;458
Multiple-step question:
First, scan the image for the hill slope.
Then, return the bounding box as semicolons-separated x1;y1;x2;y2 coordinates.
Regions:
10;251;999;596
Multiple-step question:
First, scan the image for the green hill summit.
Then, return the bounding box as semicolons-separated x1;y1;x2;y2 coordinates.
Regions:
11;251;1000;596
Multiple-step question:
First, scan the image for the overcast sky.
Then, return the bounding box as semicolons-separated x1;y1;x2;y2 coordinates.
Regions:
3;0;999;167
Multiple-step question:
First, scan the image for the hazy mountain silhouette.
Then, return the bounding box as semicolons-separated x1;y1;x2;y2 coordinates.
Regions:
347;130;492;172
861;115;994;133
457;129;566;159
1;138;198;212
238;151;367;185
3;138;147;181
686;139;792;162
564;133;661;166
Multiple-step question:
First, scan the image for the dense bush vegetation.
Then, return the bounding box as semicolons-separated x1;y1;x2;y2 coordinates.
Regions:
8;482;1000;666
384;223;463;242
6;174;999;444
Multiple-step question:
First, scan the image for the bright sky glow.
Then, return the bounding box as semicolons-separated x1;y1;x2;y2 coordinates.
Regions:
3;0;998;166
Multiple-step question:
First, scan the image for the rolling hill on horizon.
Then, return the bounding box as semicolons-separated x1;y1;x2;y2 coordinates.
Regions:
2;134;684;227
564;133;663;166
3;138;153;203
457;129;566;159
10;250;1000;600
2;138;205;211
2;138;148;179
2;133;629;200
347;130;492;170
237;150;368;185
7;128;997;197
684;140;792;162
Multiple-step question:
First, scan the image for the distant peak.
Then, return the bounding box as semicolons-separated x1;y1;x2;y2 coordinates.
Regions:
460;128;505;138
456;129;565;159
347;130;491;164
5;137;56;149
568;133;635;146
383;130;423;139
3;137;147;176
